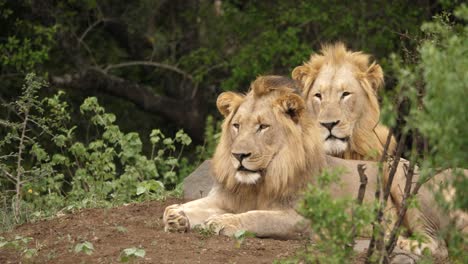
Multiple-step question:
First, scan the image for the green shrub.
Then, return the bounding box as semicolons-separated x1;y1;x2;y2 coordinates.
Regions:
296;5;467;263
383;5;468;262
0;74;191;229
297;169;375;264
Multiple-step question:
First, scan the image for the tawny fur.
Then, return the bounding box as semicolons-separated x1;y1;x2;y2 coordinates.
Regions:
212;76;325;204
163;76;462;257
292;43;396;160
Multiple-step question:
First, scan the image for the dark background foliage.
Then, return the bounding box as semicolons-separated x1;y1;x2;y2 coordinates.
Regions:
1;0;460;145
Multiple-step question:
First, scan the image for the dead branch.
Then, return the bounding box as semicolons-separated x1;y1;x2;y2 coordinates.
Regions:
348;164;369;251
385;161;416;254
356;164;368;205
103;61;194;81
0;166;16;183
366;161;383;263
383;133;407;202
50;69;206;141
386;161;435;256
366;131;405;263
14;109;29;222
78;18;112;43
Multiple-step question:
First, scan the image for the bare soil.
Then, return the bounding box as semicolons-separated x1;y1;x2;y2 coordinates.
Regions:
0;198;305;263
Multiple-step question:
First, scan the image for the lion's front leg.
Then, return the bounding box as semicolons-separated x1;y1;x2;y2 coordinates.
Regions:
163;192;227;233
204;213;242;236
203;209;305;239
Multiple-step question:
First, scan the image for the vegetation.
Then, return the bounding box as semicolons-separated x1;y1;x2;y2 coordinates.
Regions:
297;168;375;263
0;235;37;259
0;0;455;141
119;247;146;262
298;4;468;263
0;74;191;229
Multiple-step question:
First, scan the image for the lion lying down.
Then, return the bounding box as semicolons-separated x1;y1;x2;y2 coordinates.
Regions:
163;76;462;257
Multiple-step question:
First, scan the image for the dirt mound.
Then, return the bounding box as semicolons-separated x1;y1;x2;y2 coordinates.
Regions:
0;199;304;263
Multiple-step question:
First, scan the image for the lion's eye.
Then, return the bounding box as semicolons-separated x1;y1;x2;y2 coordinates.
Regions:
341;91;351;98
314;93;322;100
258;124;270;131
233;123;240;129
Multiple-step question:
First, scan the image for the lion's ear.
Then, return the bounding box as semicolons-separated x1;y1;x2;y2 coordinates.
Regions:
366;62;384;91
292;65;317;94
276;93;305;123
216;92;244;117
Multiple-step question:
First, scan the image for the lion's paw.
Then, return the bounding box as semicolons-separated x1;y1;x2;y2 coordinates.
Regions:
163;204;190;233
203;214;241;236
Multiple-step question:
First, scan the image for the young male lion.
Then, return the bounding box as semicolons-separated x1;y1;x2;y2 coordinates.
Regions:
164;76;451;256
292;43;396;160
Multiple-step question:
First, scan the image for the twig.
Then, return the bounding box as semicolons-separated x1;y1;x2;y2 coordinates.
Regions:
366;130;404;263
356;164;368;205
79;18;108;43
348;164;369;251
0;166;16;183
14;110;29;222
366;132;395;263
73;31;98;66
382;133;407;201
385;161;416;254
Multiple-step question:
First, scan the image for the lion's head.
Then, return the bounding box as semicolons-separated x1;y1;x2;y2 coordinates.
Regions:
292;43;394;160
212;76;326;199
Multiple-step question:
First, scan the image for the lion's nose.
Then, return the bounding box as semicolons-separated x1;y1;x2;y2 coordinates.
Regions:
232;152;251;162
320;121;340;131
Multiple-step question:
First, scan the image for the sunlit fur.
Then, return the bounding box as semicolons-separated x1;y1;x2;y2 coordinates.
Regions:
292;42;396;160
234;171;261;184
212;76;326;202
163;76;463;256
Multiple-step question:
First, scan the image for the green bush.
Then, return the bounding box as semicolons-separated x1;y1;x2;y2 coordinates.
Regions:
384;5;468;262
297;169;374;264
297;5;467;263
0;74;191;229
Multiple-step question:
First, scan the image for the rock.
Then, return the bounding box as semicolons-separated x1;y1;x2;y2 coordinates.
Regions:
183;160;214;200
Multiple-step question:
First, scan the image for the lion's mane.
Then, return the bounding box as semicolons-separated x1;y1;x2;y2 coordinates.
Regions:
211;76;326;202
292;43;396;160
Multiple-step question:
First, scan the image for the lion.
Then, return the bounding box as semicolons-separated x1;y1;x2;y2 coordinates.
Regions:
292;43;396;160
163;76;454;257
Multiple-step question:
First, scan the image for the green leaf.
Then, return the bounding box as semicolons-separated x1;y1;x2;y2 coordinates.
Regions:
70;142;87;157
51;153;68;165
120;247;145;262
234;230;255;240
175;129;192;146
74;241;94;255
31;143;48;162
23;248;38;258
52;134;67;147
150;129;164;144
136;185;147;196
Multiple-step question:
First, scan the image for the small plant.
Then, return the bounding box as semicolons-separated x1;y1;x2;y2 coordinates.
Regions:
74;241;94;255
192;224;216;239
297;168;374;263
376;5;468;263
233;230;256;248
119;247;146;262
115;225;128;233
0;73;51;223
0;74;192;229
0;235;38;259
